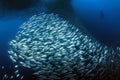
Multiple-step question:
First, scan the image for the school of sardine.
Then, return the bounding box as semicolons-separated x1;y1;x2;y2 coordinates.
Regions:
5;12;120;80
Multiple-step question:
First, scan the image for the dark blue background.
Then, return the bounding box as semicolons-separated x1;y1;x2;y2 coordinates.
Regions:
71;0;120;46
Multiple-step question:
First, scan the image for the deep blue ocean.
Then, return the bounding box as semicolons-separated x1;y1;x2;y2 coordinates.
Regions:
0;0;120;80
0;0;45;79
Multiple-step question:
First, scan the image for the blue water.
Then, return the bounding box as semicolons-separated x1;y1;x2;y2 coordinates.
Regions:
0;0;45;79
71;0;120;45
0;0;120;80
0;17;23;62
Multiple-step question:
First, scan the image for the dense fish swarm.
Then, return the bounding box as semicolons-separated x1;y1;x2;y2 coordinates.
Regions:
8;13;120;80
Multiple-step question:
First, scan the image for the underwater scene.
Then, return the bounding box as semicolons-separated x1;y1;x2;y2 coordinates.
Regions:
0;0;120;80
